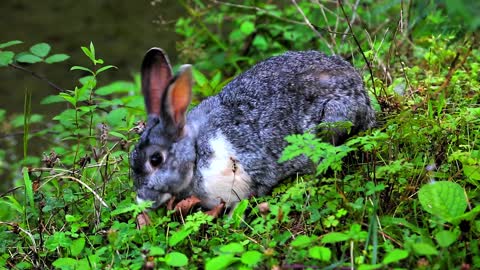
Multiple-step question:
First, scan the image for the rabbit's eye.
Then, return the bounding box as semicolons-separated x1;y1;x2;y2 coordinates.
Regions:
150;152;164;167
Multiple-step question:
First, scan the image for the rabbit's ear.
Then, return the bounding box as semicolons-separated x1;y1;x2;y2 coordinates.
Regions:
141;48;173;116
164;65;193;131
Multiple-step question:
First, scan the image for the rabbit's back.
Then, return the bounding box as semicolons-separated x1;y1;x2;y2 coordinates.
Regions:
189;51;374;200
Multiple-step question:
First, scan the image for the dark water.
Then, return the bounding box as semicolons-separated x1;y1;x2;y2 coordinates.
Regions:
0;0;185;191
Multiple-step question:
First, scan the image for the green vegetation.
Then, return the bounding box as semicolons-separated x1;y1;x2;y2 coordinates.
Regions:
1;0;479;269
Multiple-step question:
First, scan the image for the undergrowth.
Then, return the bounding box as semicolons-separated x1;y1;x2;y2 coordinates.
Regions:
1;1;479;269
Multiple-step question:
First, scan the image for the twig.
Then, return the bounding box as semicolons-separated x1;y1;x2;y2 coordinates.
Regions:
341;0;361;44
436;43;473;96
338;0;377;97
291;0;334;54
8;63;65;92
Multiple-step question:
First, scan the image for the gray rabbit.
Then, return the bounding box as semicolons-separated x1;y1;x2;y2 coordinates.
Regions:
130;48;375;210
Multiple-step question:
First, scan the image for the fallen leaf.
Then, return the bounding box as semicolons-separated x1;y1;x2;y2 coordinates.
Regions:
174;195;202;216
136;211;151;229
204;201;226;218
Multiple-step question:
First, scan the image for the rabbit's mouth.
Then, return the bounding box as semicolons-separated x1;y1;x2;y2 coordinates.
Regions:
136;191;172;209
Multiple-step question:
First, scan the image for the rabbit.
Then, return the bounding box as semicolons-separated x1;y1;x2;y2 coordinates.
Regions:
130;48;375;210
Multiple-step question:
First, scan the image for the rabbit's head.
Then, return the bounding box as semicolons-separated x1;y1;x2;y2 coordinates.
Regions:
130;48;195;208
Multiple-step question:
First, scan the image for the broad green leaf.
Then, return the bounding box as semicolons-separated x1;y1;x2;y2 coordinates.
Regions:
0;40;22;49
435;230;458;248
59;93;77;106
30;43;51;57
240;21;255;35
205;254;239;270
418;181;467;222
220;242;244;253
45;54;70;63
412;242;438;256
106;108;128;127
110;203;138;216
358;264;383;270
45;232;72;250
95;81;135;95
165;252;188;267
463;165;480;181
321;232;349;243
291;235;312;248
109;131;127;140
253;35;268;51
240;250;262;266
70;238;85;256
65;214;79;223
52;258;77;270
169;228;192;247
149;246;165;256
0;51;14;66
308;246;331;261
16;53;43;63
450;204;480;223
382;249;408;264
41;95;66;104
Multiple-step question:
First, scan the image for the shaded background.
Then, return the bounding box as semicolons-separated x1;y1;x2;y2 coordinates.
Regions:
0;0;183;116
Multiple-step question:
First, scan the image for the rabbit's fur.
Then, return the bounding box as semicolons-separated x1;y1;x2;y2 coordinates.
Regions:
130;48;375;209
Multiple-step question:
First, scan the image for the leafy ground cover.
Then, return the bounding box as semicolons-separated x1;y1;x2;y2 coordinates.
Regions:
0;1;479;269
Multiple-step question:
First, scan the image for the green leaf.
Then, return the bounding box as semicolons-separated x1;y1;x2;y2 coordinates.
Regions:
412;242;438;256
59;93;77;106
418;181;467;222
0;51;14;66
71;66;93;74
149;246;165;256
70;238;85;256
52;258;77;270
463;165;480;181
109;131;127;140
321;232;350;244
30;43;51;57
45;54;70;63
220;242;244;253
95;81;135;95
291;235;313;248
253;35;269;51
16;53;43;63
193;68;209;86
23;168;34;209
382;249;408;264
231;199;248;228
435;230;458;248
308;246;331;261
165;252;188;267
106;108;127;126
169;228;192;247
96;65;117;74
81;46;94;61
41;95;66;104
0;40;22;49
45;232;73;250
240;250;262;266
240;21;255;35
205;254;239;270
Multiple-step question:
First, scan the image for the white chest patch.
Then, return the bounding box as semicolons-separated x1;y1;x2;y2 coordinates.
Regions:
200;132;252;209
